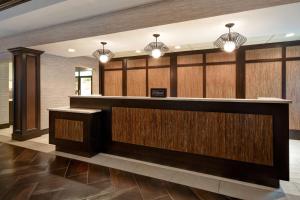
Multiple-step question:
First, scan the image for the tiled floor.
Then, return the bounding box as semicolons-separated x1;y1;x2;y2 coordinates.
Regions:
0;142;236;200
1;127;300;199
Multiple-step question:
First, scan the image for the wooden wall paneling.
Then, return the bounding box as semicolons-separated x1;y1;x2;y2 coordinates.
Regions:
177;54;203;65
104;70;123;96
127;69;146;96
26;55;36;129
206;52;236;63
148;68;170;96
55;119;83;142
148;56;170;67
286;61;300;130
287;45;300;58
177;66;203;97
206;64;236;98
246;47;282;60
245;62;282;98
104;60;123;69
127;58;146;68
170;54;177;97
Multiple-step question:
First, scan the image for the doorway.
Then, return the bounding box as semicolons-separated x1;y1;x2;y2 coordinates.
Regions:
75;67;93;95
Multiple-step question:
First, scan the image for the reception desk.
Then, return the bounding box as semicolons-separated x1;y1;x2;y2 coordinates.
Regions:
57;95;290;187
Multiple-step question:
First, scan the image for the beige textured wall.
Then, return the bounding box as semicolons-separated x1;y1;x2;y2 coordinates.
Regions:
40;54;98;129
0;61;9;125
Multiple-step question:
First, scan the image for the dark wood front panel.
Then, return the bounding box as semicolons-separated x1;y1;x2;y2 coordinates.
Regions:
245;62;282;98
104;70;122;96
148;68;170;96
206;64;236;98
177;66;203;97
55;119;83;142
26;56;36;129
287;61;300;130
112;107;273;166
127;69;146;96
14;55;22;131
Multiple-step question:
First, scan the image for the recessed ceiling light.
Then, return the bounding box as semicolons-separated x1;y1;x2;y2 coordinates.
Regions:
174;45;181;49
68;48;76;52
285;33;295;37
135;50;141;53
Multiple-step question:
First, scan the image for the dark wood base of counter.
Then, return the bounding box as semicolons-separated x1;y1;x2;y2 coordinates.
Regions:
106;142;279;188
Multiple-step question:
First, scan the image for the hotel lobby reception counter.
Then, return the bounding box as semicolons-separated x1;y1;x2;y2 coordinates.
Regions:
67;96;290;187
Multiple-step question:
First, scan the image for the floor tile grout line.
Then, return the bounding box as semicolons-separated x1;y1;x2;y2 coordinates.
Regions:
133;174;145;200
64;159;71;177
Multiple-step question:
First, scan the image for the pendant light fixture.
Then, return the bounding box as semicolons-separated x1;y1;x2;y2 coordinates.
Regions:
214;23;247;53
93;42;114;63
144;34;169;59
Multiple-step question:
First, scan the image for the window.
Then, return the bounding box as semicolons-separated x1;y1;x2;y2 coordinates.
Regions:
75;68;92;95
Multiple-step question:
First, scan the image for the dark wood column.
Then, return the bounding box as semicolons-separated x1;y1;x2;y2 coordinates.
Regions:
8;47;44;141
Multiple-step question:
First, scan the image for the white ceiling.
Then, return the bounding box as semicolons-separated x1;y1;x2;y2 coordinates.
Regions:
32;2;300;58
0;0;160;38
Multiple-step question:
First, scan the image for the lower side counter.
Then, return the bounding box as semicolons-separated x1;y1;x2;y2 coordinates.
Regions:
69;97;290;188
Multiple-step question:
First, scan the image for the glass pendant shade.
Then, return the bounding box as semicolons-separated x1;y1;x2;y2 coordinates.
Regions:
93;42;114;63
214;23;246;53
144;34;169;59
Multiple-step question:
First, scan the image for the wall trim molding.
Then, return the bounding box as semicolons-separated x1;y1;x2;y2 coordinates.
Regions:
0;123;10;129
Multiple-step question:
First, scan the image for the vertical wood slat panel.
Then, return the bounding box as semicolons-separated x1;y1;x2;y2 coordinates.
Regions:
206;52;236;63
286;45;300;58
26;55;36;129
286;61;300;130
112;107;273;166
148;57;170;67
177;54;203;64
104;61;122;69
246;47;282;60
177;66;203;97
206;64;236;98
55;119;83;142
148;68;170;96
104;70;122;96
127;59;146;68
245;62;282;99
127;69;146;96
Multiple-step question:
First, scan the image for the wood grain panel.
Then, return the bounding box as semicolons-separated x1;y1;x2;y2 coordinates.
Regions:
127;58;146;68
177;66;203;97
224;113;273;165
177;54;203;64
206;64;236;98
206;52;235;63
287;61;300;130
26;55;36;129
287;45;300;58
127;69;146;96
148;68;170;96
104;61;122;69
104;70;122;96
112;107;161;146
55;119;83;142
148;56;170;67
112;107;273;165
245;62;282;98
246;47;282;60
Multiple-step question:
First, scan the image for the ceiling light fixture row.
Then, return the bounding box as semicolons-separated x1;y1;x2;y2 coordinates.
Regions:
93;23;247;63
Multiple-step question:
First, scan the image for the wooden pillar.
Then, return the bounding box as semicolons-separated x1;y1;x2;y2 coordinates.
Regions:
8;47;44;141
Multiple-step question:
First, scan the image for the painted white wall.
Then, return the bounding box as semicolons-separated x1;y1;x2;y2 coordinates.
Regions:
40;54;98;129
0;61;9;126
